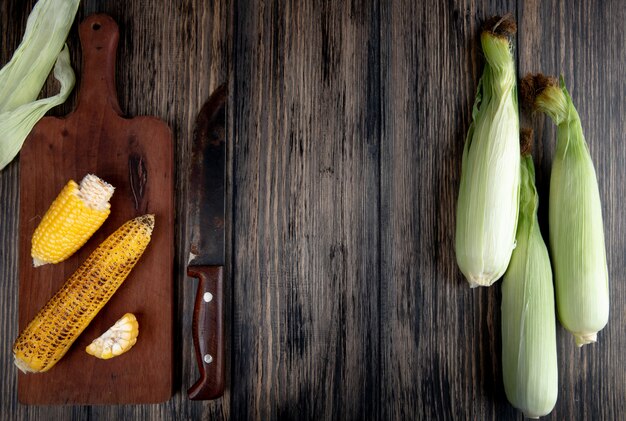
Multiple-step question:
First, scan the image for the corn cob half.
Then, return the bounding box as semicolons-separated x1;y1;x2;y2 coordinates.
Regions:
14;214;154;373
31;174;115;266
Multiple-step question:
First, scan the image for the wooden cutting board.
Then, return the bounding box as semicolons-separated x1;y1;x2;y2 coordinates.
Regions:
17;14;174;404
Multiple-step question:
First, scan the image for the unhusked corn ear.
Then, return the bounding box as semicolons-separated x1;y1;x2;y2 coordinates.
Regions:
522;74;609;346
13;215;154;373
86;313;139;359
31;174;115;266
455;16;520;287
502;144;558;418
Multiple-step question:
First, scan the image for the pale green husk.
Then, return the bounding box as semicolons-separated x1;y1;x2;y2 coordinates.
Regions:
538;78;609;347
0;0;80;170
455;31;520;287
501;155;557;419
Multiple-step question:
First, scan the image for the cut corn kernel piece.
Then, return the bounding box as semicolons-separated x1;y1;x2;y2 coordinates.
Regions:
86;313;139;359
13;215;154;373
31;174;115;266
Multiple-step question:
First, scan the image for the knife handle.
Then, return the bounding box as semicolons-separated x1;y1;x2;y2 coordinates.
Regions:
187;265;225;400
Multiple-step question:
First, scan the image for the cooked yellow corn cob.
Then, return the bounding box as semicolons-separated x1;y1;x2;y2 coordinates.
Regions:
31;174;115;267
86;313;139;359
13;214;154;373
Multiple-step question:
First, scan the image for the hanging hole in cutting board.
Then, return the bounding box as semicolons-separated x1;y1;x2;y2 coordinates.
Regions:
92;22;101;30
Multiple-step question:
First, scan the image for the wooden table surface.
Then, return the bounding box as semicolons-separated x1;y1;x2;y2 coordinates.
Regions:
1;0;624;419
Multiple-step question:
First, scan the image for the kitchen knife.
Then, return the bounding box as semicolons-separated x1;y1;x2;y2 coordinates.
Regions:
186;84;227;400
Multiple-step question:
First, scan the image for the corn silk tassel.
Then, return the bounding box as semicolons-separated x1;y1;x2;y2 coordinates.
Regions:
521;74;609;346
456;15;520;287
501;130;557;418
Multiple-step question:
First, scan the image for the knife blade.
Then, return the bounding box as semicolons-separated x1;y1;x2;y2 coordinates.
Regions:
186;84;227;400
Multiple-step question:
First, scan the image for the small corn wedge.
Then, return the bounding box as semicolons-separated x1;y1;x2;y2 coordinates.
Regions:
455;15;520;287
86;313;139;359
501;134;558;418
522;74;609;346
13;214;154;373
31;174;114;266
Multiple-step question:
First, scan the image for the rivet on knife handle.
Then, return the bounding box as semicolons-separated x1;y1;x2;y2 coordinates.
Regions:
187;265;224;400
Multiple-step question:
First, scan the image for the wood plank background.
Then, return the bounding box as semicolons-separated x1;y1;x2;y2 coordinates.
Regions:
1;0;624;419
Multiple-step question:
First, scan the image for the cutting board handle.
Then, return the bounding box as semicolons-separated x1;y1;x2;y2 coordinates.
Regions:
76;14;123;116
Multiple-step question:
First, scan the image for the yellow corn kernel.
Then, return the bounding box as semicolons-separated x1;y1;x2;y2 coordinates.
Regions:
31;174;114;267
31;174;115;267
13;215;154;373
86;313;139;359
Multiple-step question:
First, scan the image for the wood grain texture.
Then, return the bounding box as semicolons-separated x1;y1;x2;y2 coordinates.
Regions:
1;0;625;419
230;1;380;419
379;1;519;419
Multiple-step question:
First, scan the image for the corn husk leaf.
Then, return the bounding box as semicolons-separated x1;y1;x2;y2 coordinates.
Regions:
455;17;520;287
0;0;80;170
501;154;558;418
0;46;75;169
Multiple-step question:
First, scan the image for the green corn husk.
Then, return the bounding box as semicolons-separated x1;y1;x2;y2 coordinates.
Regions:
0;0;80;170
522;74;609;346
501;138;557;419
456;16;520;287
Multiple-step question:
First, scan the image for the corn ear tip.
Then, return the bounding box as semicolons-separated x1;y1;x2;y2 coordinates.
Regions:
520;128;533;156
78;174;115;209
482;14;517;38
32;257;47;267
466;274;496;288
575;332;598;347
13;355;35;374
142;214;155;230
520;73;559;112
